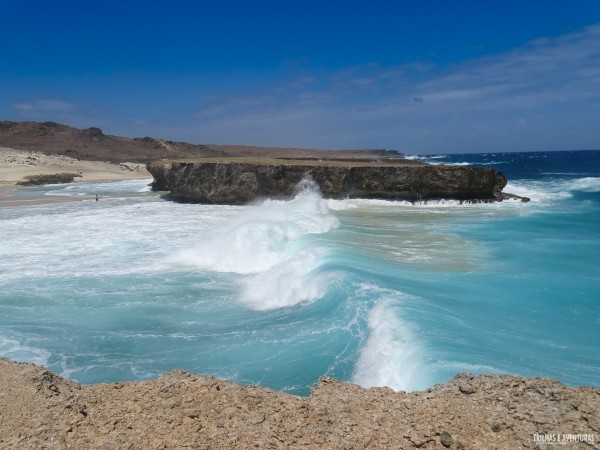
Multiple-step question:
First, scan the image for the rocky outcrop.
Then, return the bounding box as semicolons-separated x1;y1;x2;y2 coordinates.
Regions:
15;172;82;186
78;127;106;141
0;359;597;449
147;158;509;204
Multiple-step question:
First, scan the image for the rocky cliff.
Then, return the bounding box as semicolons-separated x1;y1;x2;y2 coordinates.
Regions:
147;158;509;204
0;359;597;449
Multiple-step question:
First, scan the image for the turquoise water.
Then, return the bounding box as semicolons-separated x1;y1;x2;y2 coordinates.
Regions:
1;151;598;395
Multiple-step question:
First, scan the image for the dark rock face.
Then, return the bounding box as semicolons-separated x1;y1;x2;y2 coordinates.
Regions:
16;172;82;186
78;127;105;141
147;160;508;204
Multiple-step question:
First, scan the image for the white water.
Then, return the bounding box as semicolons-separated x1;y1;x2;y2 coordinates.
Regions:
173;178;341;310
0;336;51;366
506;176;600;203
352;288;429;391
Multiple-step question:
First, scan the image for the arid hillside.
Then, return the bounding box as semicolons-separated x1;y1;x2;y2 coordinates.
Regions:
0;121;400;163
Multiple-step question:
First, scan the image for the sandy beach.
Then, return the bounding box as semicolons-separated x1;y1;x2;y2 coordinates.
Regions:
0;147;151;207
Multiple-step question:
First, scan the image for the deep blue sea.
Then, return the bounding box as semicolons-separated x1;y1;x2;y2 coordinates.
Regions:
1;150;599;395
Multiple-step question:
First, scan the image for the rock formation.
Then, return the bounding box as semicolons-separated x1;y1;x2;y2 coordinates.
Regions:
0;359;597;449
147;158;511;204
15;172;82;186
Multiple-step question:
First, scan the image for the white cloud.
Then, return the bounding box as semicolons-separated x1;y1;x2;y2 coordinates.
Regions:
13;98;79;114
13;102;34;112
186;22;599;152
8;97;120;134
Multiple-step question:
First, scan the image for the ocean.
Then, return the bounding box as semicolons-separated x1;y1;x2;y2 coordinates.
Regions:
1;150;598;395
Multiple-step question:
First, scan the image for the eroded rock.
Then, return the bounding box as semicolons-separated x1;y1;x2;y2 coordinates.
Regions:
1;358;597;449
147;158;510;204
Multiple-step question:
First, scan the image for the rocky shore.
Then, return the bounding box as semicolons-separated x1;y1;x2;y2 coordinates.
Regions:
147;157;513;204
0;359;597;449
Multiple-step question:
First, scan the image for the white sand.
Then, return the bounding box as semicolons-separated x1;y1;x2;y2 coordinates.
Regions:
0;147;151;207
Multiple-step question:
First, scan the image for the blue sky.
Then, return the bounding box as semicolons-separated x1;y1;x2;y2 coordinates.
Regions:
2;1;600;153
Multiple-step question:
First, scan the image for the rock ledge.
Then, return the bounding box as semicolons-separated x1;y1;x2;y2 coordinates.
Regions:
1;359;597;449
147;157;513;204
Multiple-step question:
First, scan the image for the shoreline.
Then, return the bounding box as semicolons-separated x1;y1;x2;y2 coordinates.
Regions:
0;146;150;208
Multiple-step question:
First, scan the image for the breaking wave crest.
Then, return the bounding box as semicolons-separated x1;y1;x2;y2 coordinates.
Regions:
506;176;600;203
174;178;341;310
352;291;429;392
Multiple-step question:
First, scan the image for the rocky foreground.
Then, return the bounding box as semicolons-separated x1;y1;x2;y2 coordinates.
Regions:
1;359;597;449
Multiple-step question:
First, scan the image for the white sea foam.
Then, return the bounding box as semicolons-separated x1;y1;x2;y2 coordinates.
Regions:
505;176;600;203
326;198;401;210
0;336;51;366
427;160;510;166
403;154;447;161
540;172;579;176
477;161;509;165
176;178;339;274
433;360;502;375
504;181;569;203
327;197;506;211
239;253;341;310
175;178;341;310
327;197;469;210
569;176;600;192
0;192;237;283
352;293;428;392
426;161;471;166
41;179;153;197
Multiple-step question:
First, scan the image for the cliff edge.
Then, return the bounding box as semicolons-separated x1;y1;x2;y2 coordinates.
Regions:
0;359;597;449
147;157;510;204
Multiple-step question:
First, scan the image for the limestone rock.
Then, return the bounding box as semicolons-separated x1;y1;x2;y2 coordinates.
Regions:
1;358;598;449
147;158;509;204
16;172;82;185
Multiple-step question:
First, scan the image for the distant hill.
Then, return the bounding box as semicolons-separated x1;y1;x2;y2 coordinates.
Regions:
0;121;402;164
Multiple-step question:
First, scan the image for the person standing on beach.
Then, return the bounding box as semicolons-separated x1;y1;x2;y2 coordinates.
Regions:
96;194;99;202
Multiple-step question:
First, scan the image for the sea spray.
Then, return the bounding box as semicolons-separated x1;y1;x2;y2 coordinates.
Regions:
505;176;600;204
239;249;342;310
352;290;429;392
174;177;341;309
